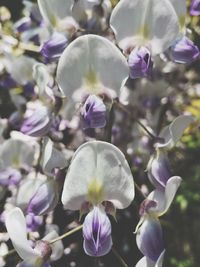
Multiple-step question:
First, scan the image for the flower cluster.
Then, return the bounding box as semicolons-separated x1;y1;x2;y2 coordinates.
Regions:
0;0;198;266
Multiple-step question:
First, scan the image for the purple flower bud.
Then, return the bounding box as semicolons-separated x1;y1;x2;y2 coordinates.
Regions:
83;207;112;257
20;106;51;137
147;151;172;190
0;168;21;186
136;218;164;262
27;180;59;216
128;47;153;79
81;95;106;129
41;33;68;61
171;37;200;64
26;213;43;232
14;17;32;33
190;0;200;16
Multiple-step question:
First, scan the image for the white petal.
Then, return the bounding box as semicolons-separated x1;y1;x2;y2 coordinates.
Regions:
37;0;74;27
168;0;186;29
41;137;67;176
157;115;194;148
5;208;40;263
56;34;129;101
135;250;165;267
135;256;154;267
148;176;182;216
110;0;180;55
61;141;135;210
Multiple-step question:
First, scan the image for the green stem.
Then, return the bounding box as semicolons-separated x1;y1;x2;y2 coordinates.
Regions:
49;225;83;244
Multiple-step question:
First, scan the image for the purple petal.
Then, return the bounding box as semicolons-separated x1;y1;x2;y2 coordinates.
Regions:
136;218;164;262
26;213;43;232
81;95;106;129
190;0;200;16
128;47;153;79
171;37;200;64
41;32;68;61
83;207;112;257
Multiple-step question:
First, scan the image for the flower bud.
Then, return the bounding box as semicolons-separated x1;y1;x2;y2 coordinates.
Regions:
81;95;106;129
14;17;32;33
83;207;112;257
41;32;68;62
136;218;164;262
147;151;172;190
20;106;51;137
27;179;59;216
128;47;153;79
170;37;200;64
190;0;200;16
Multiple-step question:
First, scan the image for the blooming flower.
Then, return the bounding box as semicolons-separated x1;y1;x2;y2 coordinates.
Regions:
110;0;180;55
61;141;135;256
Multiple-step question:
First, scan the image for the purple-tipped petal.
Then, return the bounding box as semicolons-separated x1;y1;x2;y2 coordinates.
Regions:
41;32;68;61
136;218;164;262
83;206;112;257
27;179;59;216
21;106;51;137
135;250;165;267
81;95;106;129
171;37;200;64
128;47;153;79
147;151;172;190
14;17;32;33
190;0;200;16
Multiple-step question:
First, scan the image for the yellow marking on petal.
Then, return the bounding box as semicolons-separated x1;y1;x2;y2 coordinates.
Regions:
11;87;23;94
12;156;20;168
84;70;101;95
138;25;149;40
49;14;57;27
179;15;186;29
87;178;104;205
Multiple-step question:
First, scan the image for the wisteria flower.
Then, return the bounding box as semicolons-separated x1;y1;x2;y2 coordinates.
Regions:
61;141;135;256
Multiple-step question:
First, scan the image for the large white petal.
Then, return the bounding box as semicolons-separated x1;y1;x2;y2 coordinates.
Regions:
37;0;74;27
110;0;179;55
61;141;134;210
5;208;40;263
148;176;182;216
56;34;129;101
